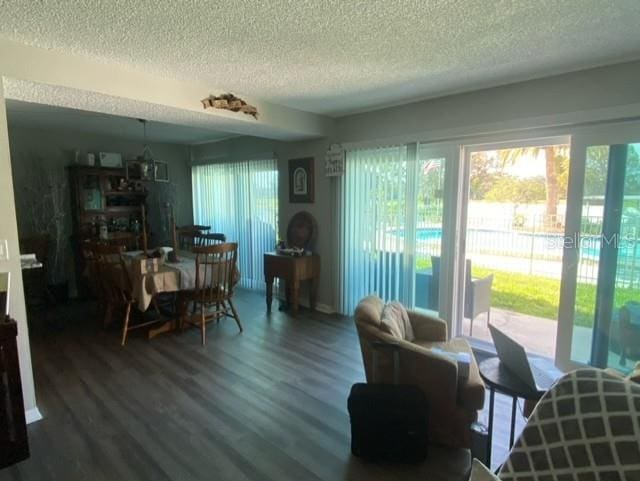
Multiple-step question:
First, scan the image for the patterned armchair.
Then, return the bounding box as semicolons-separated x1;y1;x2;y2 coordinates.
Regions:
472;368;640;480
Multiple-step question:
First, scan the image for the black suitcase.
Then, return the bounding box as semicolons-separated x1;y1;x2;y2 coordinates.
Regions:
348;342;429;463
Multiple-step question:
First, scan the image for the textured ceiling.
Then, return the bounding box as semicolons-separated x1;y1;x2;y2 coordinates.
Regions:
5;100;235;145
1;1;640;116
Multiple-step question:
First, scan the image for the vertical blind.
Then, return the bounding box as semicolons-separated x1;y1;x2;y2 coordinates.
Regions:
339;145;409;314
192;159;278;289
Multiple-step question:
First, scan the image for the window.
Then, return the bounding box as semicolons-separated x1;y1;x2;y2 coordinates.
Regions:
192;159;278;289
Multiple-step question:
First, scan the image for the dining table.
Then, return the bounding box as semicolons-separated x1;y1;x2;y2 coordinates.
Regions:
118;249;240;338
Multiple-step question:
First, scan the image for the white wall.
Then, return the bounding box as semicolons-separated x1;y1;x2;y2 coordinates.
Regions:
8;125;193;294
0;82;36;413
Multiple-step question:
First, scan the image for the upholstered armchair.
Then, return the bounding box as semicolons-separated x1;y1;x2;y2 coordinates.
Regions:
354;295;485;449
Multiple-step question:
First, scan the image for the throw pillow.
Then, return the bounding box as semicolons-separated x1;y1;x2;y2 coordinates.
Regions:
380;304;403;339
469;459;499;481
388;301;415;342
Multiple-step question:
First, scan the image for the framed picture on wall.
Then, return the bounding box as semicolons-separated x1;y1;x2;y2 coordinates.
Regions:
289;157;314;203
154;161;169;182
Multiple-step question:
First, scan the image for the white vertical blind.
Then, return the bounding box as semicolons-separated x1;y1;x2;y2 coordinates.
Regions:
339;145;408;314
192;159;278;289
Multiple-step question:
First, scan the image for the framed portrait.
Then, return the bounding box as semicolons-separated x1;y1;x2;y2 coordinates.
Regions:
289;157;314;203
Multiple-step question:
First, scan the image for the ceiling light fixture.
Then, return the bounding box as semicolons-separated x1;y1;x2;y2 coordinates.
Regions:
136;118;155;181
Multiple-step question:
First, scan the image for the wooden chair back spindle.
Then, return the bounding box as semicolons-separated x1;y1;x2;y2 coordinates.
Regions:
194;232;226;248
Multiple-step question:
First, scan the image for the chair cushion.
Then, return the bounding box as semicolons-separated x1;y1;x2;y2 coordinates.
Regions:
416;338;485;411
380;301;415;341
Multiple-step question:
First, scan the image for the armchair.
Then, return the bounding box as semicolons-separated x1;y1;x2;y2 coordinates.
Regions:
354;295;485;449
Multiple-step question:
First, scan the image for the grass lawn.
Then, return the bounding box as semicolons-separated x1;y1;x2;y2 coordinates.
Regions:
416;258;638;327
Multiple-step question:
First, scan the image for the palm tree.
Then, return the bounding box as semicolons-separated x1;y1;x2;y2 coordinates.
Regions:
498;145;569;228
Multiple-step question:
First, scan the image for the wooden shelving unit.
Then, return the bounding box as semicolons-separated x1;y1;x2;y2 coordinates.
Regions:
68;166;149;296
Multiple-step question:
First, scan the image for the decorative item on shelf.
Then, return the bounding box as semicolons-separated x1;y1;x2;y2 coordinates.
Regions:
325;143;345;177
99;152;123;168
288;157;315;203
277;246;304;257
200;93;259;119
287;211;318;252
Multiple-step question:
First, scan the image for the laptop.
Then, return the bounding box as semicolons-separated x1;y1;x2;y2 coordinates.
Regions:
489;323;558;391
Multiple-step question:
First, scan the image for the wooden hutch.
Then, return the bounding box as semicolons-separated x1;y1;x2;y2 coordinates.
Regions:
68;166;148;295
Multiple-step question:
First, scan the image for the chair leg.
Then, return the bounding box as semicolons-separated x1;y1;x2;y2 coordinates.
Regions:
469;317;473;337
227;298;243;333
121;303;132;346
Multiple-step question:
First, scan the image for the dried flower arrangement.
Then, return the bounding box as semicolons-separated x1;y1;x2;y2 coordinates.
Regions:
201;93;259;119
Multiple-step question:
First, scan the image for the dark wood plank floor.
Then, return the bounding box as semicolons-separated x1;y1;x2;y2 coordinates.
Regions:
1;289;524;480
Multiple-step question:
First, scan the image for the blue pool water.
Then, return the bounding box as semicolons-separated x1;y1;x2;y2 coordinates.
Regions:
398;227;638;262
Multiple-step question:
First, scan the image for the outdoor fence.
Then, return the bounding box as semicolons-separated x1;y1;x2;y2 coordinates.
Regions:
398;212;640;288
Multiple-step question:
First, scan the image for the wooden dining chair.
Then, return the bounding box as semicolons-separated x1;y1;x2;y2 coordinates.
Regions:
194;232;226;247
177;225;211;250
92;244;157;346
179;242;242;345
80;239;107;299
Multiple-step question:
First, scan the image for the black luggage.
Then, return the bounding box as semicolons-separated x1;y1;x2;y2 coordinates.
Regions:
347;342;429;462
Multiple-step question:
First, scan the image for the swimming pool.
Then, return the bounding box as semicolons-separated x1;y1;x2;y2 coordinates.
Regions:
397;227;638;262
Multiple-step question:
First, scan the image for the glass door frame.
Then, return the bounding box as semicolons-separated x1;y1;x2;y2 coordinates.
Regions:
456;135;571;345
556;120;640;371
414;142;463;334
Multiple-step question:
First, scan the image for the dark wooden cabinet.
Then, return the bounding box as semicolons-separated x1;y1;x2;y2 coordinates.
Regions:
264;252;320;314
68;166;148;296
68;166;148;240
0;316;29;468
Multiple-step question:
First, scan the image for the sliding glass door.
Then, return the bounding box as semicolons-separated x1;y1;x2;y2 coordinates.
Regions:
566;142;640;371
458;138;571;358
339;145;409;313
192;159;278;289
340;124;640;372
339;143;457;324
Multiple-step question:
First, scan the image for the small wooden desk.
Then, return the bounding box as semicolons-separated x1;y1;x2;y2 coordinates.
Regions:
264;252;320;314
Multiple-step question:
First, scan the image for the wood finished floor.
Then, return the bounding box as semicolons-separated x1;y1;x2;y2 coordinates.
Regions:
1;289;524;480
